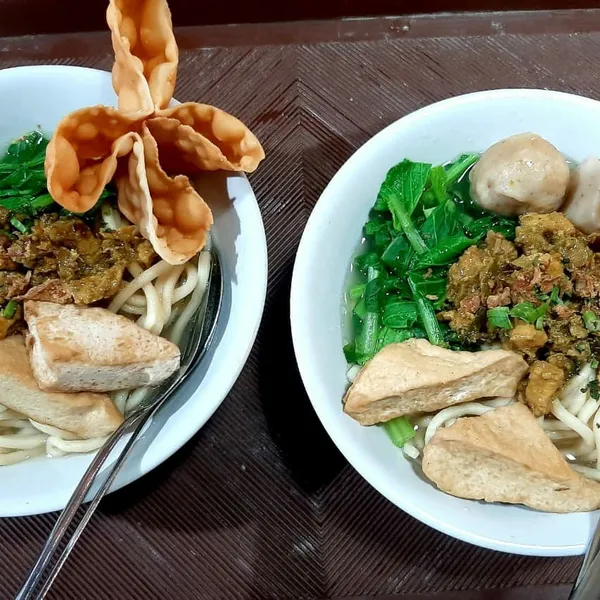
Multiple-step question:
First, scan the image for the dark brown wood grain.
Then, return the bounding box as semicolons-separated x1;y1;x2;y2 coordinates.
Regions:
0;0;598;37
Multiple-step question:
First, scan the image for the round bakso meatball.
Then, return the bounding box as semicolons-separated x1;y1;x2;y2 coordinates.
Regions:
469;133;570;216
563;156;600;234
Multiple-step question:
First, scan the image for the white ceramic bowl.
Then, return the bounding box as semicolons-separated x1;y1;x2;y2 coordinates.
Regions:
291;88;600;557
0;65;268;516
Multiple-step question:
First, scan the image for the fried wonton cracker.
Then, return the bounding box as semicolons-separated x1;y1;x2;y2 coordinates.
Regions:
117;124;213;265
107;0;178;115
45;106;141;213
45;0;264;266
149;103;265;173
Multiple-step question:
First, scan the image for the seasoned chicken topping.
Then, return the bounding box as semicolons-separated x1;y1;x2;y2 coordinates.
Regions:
0;214;156;339
438;212;600;414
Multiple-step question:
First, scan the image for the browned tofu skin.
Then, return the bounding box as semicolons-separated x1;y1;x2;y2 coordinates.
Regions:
525;360;565;417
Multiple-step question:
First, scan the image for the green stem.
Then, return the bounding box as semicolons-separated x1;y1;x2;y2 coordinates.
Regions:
409;276;445;346
445;154;479;184
382;417;415;447
394;206;428;255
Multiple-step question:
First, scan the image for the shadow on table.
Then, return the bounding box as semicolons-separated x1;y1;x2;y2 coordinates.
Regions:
257;261;347;495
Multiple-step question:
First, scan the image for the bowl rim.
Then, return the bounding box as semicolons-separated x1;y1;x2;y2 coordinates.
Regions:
290;87;600;557
0;64;269;514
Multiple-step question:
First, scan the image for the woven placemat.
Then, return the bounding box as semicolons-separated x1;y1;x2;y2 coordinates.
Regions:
1;11;598;599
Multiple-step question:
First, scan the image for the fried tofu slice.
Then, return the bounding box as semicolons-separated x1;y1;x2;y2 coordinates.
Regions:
0;335;122;439
24;301;180;393
343;339;528;425
422;403;600;513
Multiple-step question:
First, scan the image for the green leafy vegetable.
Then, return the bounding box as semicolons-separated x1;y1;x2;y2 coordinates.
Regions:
382;417;415;448
444;153;479;185
354;252;380;274
407;269;448;307
364;265;383;312
343;342;358;364
0;131;53;216
364;216;388;237
348;283;366;300
409;273;445;346
586;379;600;401
382;300;418;329
381;235;412;272
413;232;484;270
428;165;448;205
353;297;367;321
355;266;381;358
379;160;431;254
377;326;426;349
1;300;17;319
344;152;517;379
465;215;518;241
420;200;461;248
487;306;512;330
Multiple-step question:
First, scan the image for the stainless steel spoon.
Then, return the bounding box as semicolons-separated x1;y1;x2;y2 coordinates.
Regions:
569;517;600;600
15;248;223;600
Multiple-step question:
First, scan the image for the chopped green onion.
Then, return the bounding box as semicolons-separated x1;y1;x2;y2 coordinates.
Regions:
584;311;600;332
1;300;17;319
382;416;415;448
591;358;599;370
509;302;538;324
487;306;512;330
550;286;562;304
9;216;27;234
509;301;549;326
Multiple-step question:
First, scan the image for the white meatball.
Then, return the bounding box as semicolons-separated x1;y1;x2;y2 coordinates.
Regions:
469;133;570;216
563;156;600;234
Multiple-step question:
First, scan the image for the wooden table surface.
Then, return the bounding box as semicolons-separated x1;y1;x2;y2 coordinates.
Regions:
0;0;598;36
0;6;598;600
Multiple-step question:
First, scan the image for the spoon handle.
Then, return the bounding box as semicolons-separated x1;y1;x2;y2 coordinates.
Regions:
15;250;221;600
15;406;154;600
569;517;600;600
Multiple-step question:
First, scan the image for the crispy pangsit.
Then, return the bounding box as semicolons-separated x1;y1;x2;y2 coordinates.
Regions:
45;107;140;213
107;0;178;115
117;125;213;264
44;0;264;264
149;104;265;173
